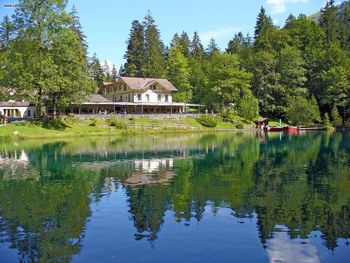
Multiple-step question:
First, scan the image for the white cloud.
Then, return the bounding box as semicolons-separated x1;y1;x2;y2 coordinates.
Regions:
267;0;308;14
267;231;320;263
199;26;240;46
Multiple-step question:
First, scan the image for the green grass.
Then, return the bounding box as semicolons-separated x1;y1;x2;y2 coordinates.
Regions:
0;115;253;141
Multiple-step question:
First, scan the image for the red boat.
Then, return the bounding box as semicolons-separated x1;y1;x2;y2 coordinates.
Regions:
266;126;299;133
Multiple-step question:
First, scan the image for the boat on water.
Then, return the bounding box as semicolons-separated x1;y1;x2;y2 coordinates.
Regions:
266;126;299;134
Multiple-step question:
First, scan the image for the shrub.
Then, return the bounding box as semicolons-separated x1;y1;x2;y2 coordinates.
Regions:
89;117;97;127
64;113;80;125
236;123;244;129
196;114;219;128
107;117;128;129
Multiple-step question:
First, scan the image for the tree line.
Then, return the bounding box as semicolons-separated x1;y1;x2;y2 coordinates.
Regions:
122;1;350;124
0;0;349;124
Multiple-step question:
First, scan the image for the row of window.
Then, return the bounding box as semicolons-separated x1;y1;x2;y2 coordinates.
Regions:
111;94;169;102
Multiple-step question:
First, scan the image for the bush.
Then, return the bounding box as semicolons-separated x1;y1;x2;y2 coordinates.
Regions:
196;114;219;127
89;117;97;127
64;113;80;125
236;123;244;129
107;117;128;129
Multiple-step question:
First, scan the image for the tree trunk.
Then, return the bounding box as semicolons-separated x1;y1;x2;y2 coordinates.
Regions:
52;96;57;119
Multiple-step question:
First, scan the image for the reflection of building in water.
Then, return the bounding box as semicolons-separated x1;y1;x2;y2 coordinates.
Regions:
125;158;176;186
134;158;173;173
0;149;38;180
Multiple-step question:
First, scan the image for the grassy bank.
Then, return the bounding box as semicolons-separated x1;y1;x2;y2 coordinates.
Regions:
0;115;254;140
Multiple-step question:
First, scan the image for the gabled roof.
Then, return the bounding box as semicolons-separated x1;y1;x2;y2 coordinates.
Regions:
0;101;30;107
119;77;177;92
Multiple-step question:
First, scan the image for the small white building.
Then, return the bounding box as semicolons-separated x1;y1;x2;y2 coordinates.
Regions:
0;101;36;118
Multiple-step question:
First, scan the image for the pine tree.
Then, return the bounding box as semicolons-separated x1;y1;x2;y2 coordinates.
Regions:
142;11;165;77
178;31;191;57
124;20;145;77
190;31;205;60
0;16;13;49
89;53;105;84
319;0;340;44
111;65;118;81
119;65;126;77
226;32;245;54
69;6;88;54
331;105;342;127
254;6;275;50
206;38;219;57
103;60;112;81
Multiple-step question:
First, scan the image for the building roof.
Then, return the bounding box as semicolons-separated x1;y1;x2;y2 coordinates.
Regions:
86;94;111;103
0;101;30;107
104;77;177;92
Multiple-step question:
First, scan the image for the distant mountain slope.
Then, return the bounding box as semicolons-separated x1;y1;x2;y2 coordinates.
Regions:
308;0;350;23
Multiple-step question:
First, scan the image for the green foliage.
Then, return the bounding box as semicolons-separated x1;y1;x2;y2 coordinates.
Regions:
236;123;244;129
142;12;165;77
286;96;321;125
196;114;219;127
0;0;93;117
89;117;97;127
166;45;192;102
107;117;128;129
324;112;331;128
124;20;145;77
205;52;252;110
237;94;259;121
331;105;342;127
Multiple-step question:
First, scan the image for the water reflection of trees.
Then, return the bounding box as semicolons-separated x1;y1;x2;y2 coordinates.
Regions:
0;142;101;262
112;132;350;250
0;131;349;259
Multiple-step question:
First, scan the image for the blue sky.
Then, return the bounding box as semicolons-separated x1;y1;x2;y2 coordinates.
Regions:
0;0;342;68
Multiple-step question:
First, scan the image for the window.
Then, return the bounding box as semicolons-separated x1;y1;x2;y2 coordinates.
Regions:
137;94;141;101
27;109;31;118
128;94;131;102
157;94;161;101
123;84;127;91
146;94;150;101
165;95;168;102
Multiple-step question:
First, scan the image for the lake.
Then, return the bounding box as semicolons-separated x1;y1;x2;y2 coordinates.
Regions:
0;132;349;262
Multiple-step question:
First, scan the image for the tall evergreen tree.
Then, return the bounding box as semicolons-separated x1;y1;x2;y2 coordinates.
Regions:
0;16;13;49
124;20;145;77
178;31;191;57
111;65;118;81
226;32;245;54
142;11;165;77
254;6;275;50
206;38;219;57
319;0;340;45
69;6;88;54
89;53;105;84
190;31;205;60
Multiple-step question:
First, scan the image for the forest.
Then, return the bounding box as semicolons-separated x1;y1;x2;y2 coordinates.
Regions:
0;0;349;125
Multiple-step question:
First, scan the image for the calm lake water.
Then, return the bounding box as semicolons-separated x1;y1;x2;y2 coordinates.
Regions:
0;132;349;262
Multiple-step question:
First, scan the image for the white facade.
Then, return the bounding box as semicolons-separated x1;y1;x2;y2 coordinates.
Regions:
101;82;173;104
0;104;36;118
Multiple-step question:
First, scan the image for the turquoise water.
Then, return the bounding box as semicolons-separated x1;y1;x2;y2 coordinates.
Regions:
0;132;349;262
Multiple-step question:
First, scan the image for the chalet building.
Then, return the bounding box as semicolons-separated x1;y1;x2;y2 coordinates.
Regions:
70;77;202;114
0;101;37;119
